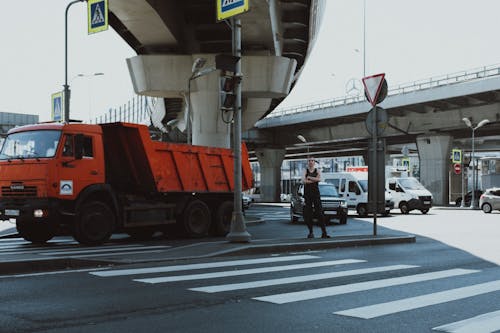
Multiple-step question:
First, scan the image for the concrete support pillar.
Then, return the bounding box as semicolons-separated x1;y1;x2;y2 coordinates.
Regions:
255;148;285;202
416;134;452;205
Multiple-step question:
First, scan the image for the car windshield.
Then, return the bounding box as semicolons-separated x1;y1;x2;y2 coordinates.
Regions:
398;177;426;190
319;184;340;197
0;130;61;160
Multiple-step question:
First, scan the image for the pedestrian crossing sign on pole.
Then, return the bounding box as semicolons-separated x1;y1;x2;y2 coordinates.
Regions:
216;0;249;21
51;91;64;122
88;0;108;34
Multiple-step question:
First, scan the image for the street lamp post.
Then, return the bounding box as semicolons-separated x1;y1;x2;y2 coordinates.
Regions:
462;118;490;209
64;0;86;123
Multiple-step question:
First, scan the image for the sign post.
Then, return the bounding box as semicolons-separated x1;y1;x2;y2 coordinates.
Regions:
362;73;388;236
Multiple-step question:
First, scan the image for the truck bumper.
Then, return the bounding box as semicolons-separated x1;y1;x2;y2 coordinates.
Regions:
0;198;64;227
408;198;432;211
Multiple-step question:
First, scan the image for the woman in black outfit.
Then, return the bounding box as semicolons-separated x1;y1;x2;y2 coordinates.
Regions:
302;156;331;239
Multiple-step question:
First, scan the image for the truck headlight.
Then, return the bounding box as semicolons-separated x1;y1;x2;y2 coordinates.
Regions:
341;201;348;208
33;209;48;218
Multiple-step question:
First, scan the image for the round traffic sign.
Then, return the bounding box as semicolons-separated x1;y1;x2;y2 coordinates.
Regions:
365;106;388;136
453;163;461;175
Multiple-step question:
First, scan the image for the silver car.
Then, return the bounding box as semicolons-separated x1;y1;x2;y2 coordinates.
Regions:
479;187;500;213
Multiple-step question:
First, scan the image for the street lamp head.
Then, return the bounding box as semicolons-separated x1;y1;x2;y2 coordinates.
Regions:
462;117;472;128
476;119;490;129
191;58;207;74
297;134;307;143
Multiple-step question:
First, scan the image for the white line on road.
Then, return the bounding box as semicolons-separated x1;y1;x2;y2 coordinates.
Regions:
91;254;321;277
38;245;170;255
0;267;110;279
134;259;365;284
190;264;418;293
433;309;500;333
335;280;500;320
253;268;480;304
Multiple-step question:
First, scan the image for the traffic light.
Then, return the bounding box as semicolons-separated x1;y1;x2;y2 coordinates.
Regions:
220;71;237;111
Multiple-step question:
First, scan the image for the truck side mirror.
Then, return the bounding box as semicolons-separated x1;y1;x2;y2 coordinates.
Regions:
389;182;396;191
74;134;84;160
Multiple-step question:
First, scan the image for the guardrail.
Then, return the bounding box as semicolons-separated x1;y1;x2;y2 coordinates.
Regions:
267;63;500;118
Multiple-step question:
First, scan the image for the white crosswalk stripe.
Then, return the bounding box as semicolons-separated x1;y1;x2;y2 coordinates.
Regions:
334;280;500;319
252;269;479;304
189;264;417;293
134;259;364;284
433;309;500;333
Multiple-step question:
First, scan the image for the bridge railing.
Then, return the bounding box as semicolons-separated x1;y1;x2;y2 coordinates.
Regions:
89;95;152;125
268;63;500;118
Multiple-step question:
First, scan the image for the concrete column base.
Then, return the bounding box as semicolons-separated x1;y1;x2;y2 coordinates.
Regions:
416;134;452;205
255;148;286;202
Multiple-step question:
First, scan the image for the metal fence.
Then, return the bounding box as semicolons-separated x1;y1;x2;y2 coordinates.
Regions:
90;95;152;125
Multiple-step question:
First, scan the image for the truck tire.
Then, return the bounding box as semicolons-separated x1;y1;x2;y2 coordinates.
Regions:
213;200;233;236
182;200;211;237
74;201;115;245
357;204;368;217
16;221;54;244
339;214;347;225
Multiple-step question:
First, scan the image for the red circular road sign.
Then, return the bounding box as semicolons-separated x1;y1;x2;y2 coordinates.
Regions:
454;163;461;175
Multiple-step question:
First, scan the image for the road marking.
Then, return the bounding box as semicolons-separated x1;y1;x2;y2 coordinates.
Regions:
335;280;500;320
134;259;365;284
91;254;321;277
253;268;479;304
38;245;169;255
433;309;500;333
190;264;418;293
0;267;110;279
0;244;157;256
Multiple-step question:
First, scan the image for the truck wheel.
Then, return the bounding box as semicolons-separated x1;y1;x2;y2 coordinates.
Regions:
16;221;54;244
213;201;233;236
74;201;114;245
421;209;429;214
357;204;368;217
339;214;347;225
183;200;211;237
399;202;410;214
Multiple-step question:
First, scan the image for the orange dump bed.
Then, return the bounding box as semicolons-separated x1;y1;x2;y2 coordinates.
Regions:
100;123;252;194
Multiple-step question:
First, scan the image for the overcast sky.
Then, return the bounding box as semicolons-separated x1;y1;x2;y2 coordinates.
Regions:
1;1;500;121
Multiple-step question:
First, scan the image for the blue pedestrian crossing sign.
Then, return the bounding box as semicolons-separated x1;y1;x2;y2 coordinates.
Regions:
88;0;108;34
216;0;249;21
51;91;64;122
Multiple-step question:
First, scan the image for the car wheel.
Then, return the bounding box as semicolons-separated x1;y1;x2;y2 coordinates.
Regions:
339;214;347;225
455;198;462;207
399;202;410;214
421;209;429;214
482;203;492;213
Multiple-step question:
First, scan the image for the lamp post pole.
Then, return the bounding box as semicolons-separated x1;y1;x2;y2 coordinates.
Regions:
463;118;489;209
64;0;86;123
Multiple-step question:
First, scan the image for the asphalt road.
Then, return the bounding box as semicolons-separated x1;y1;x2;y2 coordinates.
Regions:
0;205;499;333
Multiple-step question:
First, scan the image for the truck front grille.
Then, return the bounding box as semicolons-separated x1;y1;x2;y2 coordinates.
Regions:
322;201;341;209
1;186;37;198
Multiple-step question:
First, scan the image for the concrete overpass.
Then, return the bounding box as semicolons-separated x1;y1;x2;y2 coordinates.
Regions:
108;0;324;147
246;65;500;204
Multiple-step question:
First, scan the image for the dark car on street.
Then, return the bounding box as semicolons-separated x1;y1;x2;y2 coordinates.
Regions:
290;182;348;224
455;190;483;207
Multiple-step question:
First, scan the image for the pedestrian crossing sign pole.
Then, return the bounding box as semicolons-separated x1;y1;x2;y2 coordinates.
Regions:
88;0;108;34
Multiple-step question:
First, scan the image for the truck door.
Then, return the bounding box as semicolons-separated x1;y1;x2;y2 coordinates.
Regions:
57;134;104;199
345;180;362;207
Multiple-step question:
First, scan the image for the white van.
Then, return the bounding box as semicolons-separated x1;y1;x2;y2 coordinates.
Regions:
323;172;393;217
386;177;433;214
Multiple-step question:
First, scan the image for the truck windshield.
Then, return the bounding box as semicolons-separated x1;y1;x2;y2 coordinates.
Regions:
398;177;426;190
319;184;340;197
0;130;61;160
358;180;368;192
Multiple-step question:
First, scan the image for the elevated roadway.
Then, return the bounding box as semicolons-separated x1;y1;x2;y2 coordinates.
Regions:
246;65;500;204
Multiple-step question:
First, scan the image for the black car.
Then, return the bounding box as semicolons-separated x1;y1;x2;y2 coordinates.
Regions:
455;190;483;207
290;182;348;224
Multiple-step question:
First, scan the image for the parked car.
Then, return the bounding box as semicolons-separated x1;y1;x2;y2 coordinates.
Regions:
479;188;500;213
455;190;483;207
242;193;253;209
290;182;348;224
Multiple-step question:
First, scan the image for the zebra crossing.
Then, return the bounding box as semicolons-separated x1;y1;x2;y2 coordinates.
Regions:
0;237;171;259
89;254;500;332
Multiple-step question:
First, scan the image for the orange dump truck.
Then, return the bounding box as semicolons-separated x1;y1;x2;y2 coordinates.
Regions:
0;122;252;244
